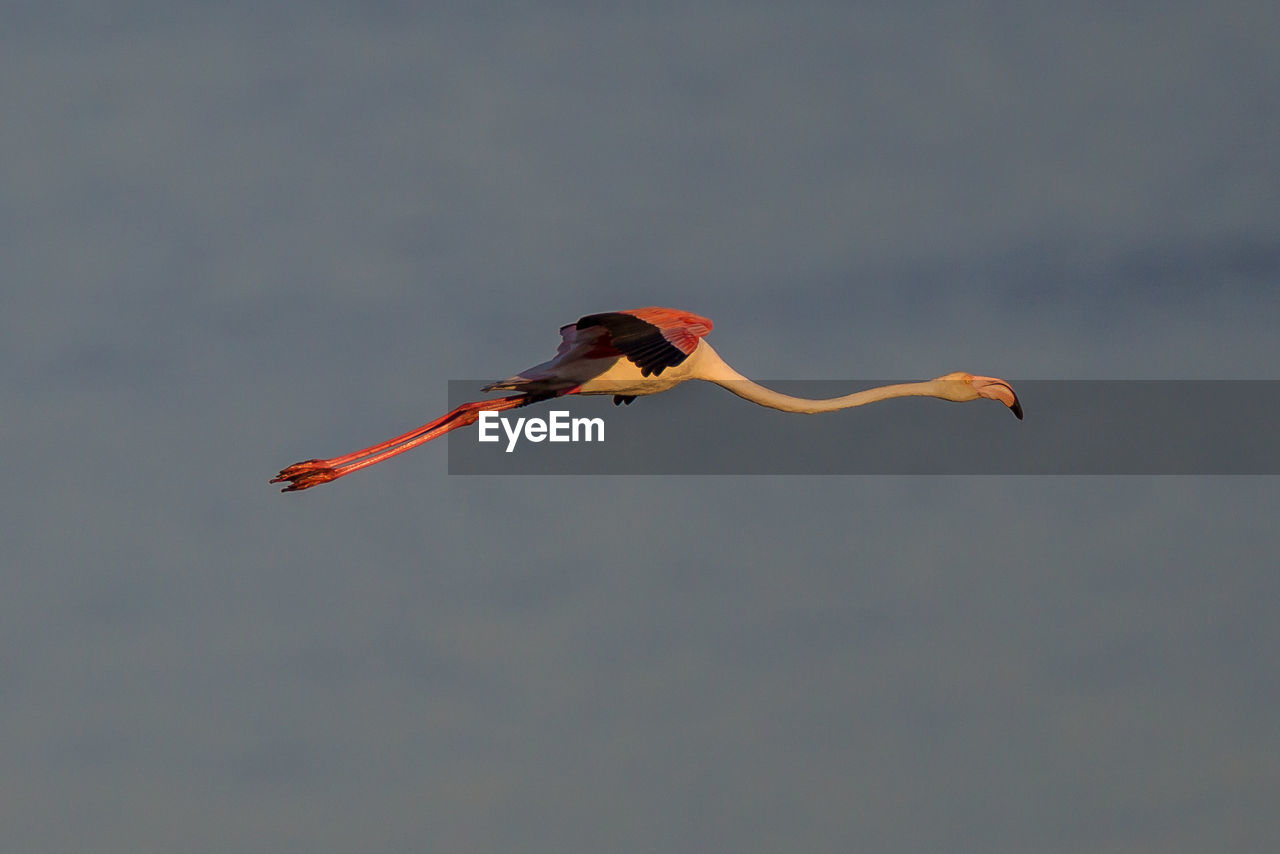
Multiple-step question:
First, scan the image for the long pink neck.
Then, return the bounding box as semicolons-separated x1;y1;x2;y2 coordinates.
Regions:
694;343;951;414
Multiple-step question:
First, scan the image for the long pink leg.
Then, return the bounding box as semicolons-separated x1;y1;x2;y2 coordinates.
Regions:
272;393;539;492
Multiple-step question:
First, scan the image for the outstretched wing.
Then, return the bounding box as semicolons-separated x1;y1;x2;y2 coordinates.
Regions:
576;307;714;377
483;306;714;393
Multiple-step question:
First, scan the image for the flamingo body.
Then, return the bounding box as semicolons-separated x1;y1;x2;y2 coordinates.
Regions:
483;308;715;397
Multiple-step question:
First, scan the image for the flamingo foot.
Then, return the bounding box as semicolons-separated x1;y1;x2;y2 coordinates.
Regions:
270;460;342;492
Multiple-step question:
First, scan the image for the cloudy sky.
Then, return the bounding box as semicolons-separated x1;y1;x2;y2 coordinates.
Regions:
5;2;1278;852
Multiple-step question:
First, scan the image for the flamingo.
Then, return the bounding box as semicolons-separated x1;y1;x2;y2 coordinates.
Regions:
271;307;1022;491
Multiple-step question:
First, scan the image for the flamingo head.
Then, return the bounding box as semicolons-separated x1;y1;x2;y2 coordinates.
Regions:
934;372;1023;419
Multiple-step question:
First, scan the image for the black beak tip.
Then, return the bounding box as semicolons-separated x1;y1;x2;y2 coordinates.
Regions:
1011;398;1024;420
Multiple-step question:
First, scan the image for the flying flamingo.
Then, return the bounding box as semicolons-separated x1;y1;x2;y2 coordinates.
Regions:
271;307;1022;491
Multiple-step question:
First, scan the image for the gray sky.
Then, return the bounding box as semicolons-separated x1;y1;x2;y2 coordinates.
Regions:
4;3;1279;852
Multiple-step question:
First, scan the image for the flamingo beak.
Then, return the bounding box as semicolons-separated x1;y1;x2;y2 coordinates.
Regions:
970;376;1023;420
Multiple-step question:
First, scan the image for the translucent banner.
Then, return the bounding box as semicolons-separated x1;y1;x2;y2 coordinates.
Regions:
445;381;1279;475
